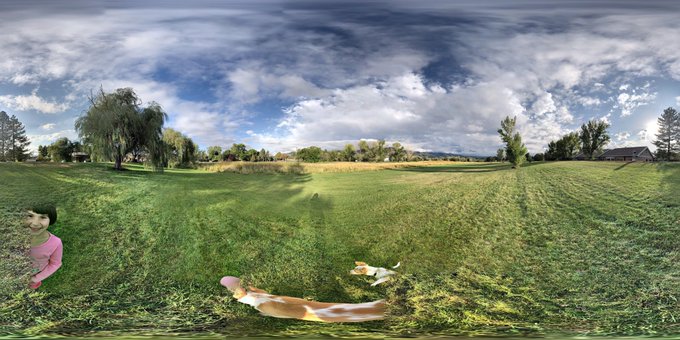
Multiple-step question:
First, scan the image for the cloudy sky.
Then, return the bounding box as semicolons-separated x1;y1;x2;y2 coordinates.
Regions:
3;0;680;156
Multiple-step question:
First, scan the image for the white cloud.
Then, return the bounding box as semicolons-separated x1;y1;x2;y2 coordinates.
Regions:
226;68;263;104
26;129;77;153
226;67;331;105
0;8;263;85
616;86;657;117
637;129;648;140
615;131;630;141
531;91;556;116
10;73;40;85
577;96;602;106
268;73;544;154
555;106;574;123
676;96;680;106
0;92;69;114
600;113;612;125
40;123;56;131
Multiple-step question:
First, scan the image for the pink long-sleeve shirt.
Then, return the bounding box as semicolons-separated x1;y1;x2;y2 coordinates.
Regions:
30;233;63;282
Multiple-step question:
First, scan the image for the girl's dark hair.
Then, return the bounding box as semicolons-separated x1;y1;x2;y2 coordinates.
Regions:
30;203;57;226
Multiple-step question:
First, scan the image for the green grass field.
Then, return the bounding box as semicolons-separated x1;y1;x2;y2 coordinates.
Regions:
0;161;678;337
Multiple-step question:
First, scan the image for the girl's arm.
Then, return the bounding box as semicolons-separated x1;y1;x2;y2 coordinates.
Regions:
33;241;63;282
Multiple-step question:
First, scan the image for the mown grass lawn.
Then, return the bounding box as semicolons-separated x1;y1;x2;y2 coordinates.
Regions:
0;161;678;337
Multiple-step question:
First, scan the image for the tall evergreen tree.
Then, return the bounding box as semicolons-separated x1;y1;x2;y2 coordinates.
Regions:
652;107;679;161
0;111;9;161
7;115;30;161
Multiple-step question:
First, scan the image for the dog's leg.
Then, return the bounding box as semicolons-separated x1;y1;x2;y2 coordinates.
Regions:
371;277;390;286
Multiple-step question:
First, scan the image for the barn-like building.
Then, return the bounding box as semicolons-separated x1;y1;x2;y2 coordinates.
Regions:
597;146;654;162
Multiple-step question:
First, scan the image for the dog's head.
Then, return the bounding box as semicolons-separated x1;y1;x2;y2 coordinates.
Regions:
350;261;370;275
220;276;248;299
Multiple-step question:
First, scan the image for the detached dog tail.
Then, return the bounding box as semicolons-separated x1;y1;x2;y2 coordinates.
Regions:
392;262;401;269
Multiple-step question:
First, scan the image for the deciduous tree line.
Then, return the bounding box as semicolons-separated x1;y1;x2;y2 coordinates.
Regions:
542;107;680;162
494;116;611;167
203;140;412;163
0;111;30;161
294;140;411;163
204;144;274;162
545;120;610;161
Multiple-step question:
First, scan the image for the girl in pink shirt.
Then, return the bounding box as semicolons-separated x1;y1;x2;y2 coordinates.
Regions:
26;204;63;289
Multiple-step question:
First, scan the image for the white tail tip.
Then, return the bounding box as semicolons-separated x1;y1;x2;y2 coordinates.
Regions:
392;262;401;269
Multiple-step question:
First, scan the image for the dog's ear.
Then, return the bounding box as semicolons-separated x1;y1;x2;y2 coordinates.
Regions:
355;261;367;266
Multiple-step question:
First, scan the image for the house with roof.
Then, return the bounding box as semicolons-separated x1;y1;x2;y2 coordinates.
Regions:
597;146;654;162
71;152;91;162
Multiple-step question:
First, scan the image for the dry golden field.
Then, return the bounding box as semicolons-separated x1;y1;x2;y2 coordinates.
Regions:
199;160;469;174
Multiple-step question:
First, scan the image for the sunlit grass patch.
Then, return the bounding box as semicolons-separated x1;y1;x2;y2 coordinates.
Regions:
385;269;549;335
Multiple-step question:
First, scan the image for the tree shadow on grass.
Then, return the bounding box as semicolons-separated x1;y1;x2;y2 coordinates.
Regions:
656;162;680;208
613;161;635;171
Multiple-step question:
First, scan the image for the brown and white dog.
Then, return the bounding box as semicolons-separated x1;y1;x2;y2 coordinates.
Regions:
220;276;385;322
350;261;400;286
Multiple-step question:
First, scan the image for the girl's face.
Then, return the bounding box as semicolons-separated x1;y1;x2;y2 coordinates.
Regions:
25;210;50;235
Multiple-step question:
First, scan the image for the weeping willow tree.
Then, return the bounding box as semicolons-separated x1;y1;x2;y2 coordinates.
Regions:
162;128;197;168
139;103;168;170
75;88;167;171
